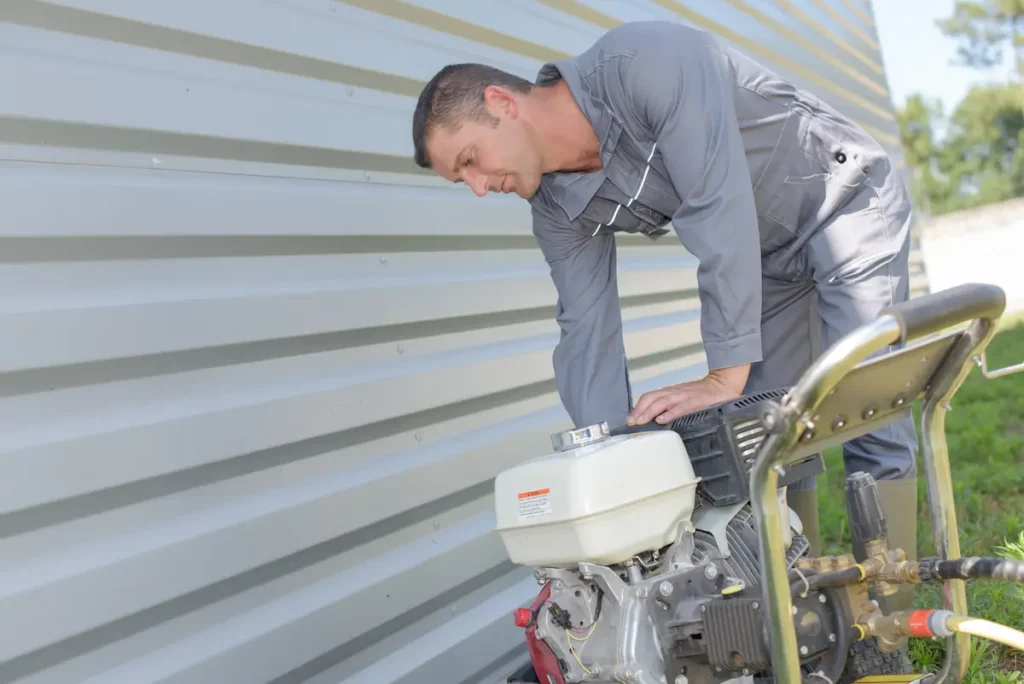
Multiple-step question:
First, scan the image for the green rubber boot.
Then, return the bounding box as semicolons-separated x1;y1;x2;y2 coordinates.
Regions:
787;488;821;557
850;477;919;676
875;478;919;614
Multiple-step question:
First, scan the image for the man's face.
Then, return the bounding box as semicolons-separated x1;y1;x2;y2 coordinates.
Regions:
426;87;544;199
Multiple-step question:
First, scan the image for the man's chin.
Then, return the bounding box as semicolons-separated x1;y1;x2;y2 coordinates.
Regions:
514;182;540;199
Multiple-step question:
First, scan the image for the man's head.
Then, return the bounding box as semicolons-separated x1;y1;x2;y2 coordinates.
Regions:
412;63;549;199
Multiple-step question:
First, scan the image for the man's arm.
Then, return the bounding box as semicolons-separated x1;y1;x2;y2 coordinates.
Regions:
623;26;763;374
620;27;763;425
532;203;632;430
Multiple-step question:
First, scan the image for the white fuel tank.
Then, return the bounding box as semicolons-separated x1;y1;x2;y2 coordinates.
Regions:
494;423;701;568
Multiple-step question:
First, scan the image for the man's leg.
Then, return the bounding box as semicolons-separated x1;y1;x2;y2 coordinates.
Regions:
811;201;919;619
744;274;821;554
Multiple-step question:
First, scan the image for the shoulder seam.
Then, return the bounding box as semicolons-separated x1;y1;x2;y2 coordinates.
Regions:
578;50;638;79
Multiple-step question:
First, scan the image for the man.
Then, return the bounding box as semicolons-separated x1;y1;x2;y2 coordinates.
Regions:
410;20;917;619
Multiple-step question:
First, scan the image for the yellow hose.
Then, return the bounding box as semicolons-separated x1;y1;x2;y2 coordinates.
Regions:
945;615;1024;652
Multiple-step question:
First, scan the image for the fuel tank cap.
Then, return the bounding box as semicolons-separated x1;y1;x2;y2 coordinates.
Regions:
550;422;610;452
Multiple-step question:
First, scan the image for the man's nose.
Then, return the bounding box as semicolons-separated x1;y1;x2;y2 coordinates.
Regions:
464;171;490;197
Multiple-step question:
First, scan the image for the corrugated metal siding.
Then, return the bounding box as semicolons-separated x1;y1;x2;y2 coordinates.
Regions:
0;1;922;683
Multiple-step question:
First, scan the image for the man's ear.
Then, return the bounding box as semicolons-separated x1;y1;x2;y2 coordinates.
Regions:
483;85;518;119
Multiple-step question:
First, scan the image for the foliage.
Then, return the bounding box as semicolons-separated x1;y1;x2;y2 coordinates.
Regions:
936;0;1024;82
819;319;1024;679
897;78;1024;215
896;93;944;214
940;83;1018;212
897;82;1024;216
895;1;1024;216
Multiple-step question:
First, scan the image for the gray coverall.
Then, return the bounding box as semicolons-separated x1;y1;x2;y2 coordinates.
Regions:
528;21;917;488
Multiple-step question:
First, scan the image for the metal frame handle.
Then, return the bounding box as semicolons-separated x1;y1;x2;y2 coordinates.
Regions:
881;282;1006;345
977;350;1024;379
749;283;1007;684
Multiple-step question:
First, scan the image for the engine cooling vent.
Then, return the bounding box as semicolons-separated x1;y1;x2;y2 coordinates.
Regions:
730;387;789;409
732;418;767;465
672;408;711;428
692;503;810;589
667;387;791;507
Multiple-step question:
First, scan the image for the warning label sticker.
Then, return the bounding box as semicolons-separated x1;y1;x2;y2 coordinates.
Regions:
517;488;552;520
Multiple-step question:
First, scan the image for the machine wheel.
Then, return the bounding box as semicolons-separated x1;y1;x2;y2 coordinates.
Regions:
837;638;914;683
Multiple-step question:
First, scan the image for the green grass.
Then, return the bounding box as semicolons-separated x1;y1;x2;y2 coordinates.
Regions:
817;319;1024;681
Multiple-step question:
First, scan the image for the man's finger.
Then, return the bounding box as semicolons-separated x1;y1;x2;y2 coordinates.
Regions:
628;389;666;425
654;398;703;424
655;387;723;424
632;394;668;425
635;395;677;425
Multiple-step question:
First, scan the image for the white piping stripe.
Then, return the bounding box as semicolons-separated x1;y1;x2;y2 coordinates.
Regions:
607;203;622;225
627;142;658;208
590;142;658;238
626;166;651;208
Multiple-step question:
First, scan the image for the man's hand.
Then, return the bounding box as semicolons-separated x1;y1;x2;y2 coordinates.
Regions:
627;363;750;427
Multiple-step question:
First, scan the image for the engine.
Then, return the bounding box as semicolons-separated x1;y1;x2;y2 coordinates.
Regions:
495;390;852;684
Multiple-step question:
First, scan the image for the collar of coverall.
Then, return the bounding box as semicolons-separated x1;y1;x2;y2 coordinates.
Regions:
531;58;625;222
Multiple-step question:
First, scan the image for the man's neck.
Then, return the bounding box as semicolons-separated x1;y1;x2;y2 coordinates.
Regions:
531;80;602;175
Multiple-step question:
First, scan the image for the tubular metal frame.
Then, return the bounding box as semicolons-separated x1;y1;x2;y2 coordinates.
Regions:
750;288;1016;683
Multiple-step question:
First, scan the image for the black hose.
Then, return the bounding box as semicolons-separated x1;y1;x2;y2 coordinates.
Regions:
787;567;818;597
919;557;1024;583
790;565;864;598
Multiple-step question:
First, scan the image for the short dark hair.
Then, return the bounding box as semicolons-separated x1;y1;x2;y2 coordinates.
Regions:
412;63;534;169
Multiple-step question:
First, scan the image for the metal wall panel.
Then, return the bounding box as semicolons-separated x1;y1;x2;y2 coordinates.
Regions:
0;1;921;683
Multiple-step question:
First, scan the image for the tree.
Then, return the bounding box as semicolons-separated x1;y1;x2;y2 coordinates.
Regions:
913;1;1024;214
938;84;1024;211
936;0;1024;83
896;94;944;214
896;84;1024;215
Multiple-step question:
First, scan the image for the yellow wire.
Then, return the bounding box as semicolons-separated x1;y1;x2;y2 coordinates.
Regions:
568;621;597;641
566;629;594;676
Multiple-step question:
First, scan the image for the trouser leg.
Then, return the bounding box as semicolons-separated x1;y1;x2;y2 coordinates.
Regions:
744;275;821;553
817;284;919;479
816;274;919;616
811;203;919;623
812;214;918;476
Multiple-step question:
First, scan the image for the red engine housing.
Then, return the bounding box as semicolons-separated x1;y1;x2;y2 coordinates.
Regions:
521;582;565;684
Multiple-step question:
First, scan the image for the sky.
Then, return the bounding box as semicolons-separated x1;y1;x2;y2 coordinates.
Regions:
873;0;1017;119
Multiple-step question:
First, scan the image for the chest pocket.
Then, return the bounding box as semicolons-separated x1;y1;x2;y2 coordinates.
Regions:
581;133;682;238
578;182;671;238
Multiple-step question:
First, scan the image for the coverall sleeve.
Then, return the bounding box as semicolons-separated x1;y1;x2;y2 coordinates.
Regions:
532;203;632;430
623;31;763;371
